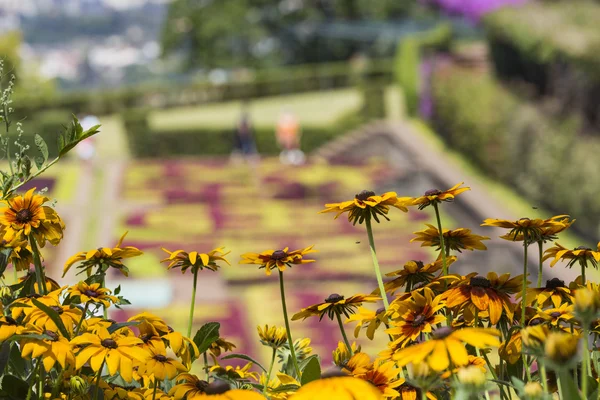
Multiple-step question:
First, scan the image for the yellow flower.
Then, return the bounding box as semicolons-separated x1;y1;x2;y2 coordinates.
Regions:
332;341;361;368
411;225;489;253
209;337;236;357
457;365;487;388
290;376;383;399
70;327;150;382
240;246;316;276
257;373;299;400
386;289;446;347
139;388;172;400
63;231;143;277
441;355;487;379
343;352;372;376
361;361;403;398
136;321;167;354
521;324;550;353
24;294;82;335
127;312;169;335
19;272;60;294
163;326;199;367
1;231;33;271
66;282;118;309
381;258;455;295
209;355;260;381
0;188;64;246
162;246;230;274
544;331;580;367
169;373;208;399
397;380;437;400
81;317;114;334
320;190;408;225
523;382;544;398
257;325;287;349
20;325;75;372
292;293;379;321
0;315;26;341
574;285;600;321
535;303;574;328
392;327;501;371
524;277;573;308
136;347;187;380
406;182;470;210
443;272;522;325
482;217;563;244
543;242;600;269
346;306;388;340
500;215;574;243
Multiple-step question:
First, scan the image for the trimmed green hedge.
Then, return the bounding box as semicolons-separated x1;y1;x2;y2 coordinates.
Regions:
431;65;600;238
122;108;366;158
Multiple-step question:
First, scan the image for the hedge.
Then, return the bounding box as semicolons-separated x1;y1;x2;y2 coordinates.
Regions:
122;107;366;158
431;65;600;239
484;2;600;130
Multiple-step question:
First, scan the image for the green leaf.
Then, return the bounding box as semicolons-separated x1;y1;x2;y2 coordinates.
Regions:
114;285;121;295
7;341;25;374
557;370;583;400
57;116;100;158
221;353;267;373
300;355;321;386
192;322;220;354
21;156;32;177
0;375;29;399
269;384;300;393
34;134;48;166
0;248;13;278
31;299;70;339
298;354;319;371
0;342;10;375
107;321;139;334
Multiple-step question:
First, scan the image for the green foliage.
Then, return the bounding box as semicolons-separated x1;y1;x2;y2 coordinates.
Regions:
431;65;600;238
193;322;221;354
222;354;267;373
299;355;321;386
123;107;365;158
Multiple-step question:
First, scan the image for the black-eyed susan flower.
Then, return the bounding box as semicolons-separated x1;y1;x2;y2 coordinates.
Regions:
381;258;454;295
346;307;388;340
500;215;574;243
127;312;169;335
169;373;209;399
523;277;573;308
20;325;75;372
163;326;199;367
291;376;383;399
360;361;403;398
543;242;600;269
24;296;82;335
137;321;167;354
499;330;522;365
411;225;489;253
256;373;299;400
521;324;550;355
396;380;437;400
209;356;260;381
240;246;316;276
392;327;501;371
332;341;362;369
535;303;574;328
161;246;230;274
0;188;65;246
257;325;287;349
386;289;446;346
81;317;114;334
1;231;32;271
66;282;118;309
70;327;150;382
574;286;600;322
406;183;470;210
63;231;143;277
209;337;236;357
0;316;25;341
175;380;265;399
481;217;563;244
136;347;187;380
18;271;60;294
292;293;379;321
443;272;522;325
343;352;372;376
320;190;408;225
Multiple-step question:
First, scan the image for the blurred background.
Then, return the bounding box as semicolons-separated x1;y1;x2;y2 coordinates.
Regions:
2;0;599;365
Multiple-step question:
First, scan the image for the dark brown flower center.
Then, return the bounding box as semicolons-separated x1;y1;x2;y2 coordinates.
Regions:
550;312;562;318
432;327;452;339
355;190;375;201
195;380;209;391
140;334;152;343
50;306;63;315
576;246;591;251
44;330;59;341
411;314;427;327
4;317;17;325
101;338;118;349
529;318;543;326
205;380;230;394
15;209;33;223
470;276;491;288
325;293;344;303
412;260;425;269
271;250;288;260
153;354;168;362
376;307;386;315
83;289;100;298
545;278;565;289
424;189;442;196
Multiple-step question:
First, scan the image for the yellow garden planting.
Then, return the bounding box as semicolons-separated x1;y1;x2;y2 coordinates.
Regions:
2;79;600;400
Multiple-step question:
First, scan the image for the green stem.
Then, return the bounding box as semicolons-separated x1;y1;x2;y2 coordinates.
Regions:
521;242;528;329
583;325;591;398
537;241;543;288
474;313;491;400
538;360;549;395
335;312;353;356
365;217;389;310
74;302;90;337
432;203;448;279
100;275;107;319
482;352;508;400
264;348;277;396
151;381;158;400
581;260;587;286
28;234;46;295
187;268;199;338
26;360;41;400
94;360;105;400
203;352;209;382
278;270;301;379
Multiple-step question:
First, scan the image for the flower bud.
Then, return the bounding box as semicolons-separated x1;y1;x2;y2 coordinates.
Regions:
411;361;433;379
0;286;11;299
523;382;544;399
521;325;549;352
544;331;579;367
574;287;600;322
457;366;487;388
69;376;88;396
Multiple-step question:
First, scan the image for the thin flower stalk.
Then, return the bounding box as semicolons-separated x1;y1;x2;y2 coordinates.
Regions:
365;217;389;310
29;234;46;295
279;270;301;379
187;268;199;338
335;312;353;357
264;348;277;396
